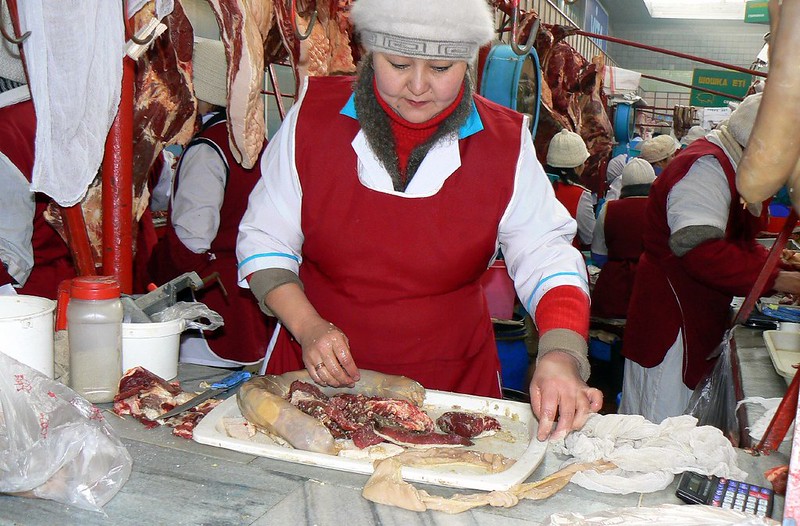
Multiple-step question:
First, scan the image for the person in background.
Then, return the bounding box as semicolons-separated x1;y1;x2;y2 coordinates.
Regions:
590;158;655;319
619;92;800;423
679;126;706;149
603;153;628;203
545;129;596;250
150;37;274;367
237;0;602;440
638;134;678;176
0;98;75;298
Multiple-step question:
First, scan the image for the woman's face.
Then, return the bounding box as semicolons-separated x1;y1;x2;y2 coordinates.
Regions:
372;52;468;124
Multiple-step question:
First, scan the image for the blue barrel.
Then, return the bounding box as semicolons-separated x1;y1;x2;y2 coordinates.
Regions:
494;319;530;392
480;44;542;139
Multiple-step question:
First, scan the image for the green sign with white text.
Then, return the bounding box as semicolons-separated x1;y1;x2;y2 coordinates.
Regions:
690;68;752;107
744;1;770;24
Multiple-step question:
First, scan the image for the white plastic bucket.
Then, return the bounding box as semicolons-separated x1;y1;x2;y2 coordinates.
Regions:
122;319;185;380
0;295;56;378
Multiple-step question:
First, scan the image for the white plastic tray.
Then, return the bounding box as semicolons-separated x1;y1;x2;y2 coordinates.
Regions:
763;330;800;385
193;389;546;491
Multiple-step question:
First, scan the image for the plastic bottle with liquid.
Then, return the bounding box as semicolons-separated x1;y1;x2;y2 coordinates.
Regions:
67;276;123;403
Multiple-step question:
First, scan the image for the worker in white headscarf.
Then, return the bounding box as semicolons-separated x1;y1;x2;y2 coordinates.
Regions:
639;134;679;175
680;126;706;148
604;153;628;202
591;158;656;318
620;92;800;423
545;129;596;249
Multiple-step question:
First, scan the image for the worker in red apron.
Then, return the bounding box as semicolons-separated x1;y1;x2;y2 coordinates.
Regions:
639;134;678;176
150;38;275;366
590;158;655;318
237;0;603;440
0;98;75;298
620;92;800;422
545;129;596;250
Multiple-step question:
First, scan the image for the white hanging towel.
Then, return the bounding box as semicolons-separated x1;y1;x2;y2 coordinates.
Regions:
603;66;642;96
16;0;125;206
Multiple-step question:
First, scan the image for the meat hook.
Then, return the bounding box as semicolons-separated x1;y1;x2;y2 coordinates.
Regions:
0;0;30;45
122;0;158;45
510;5;538;56
289;0;317;41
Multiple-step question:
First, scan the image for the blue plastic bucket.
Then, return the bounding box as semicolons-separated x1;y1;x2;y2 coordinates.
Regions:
494;321;529;392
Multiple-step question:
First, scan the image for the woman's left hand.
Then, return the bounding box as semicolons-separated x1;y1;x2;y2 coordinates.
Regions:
529;351;603;441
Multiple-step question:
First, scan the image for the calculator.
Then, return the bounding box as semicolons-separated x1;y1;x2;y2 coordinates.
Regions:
676;471;774;518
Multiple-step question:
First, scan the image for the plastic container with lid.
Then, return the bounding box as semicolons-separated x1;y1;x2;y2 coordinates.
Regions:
67;276;123;403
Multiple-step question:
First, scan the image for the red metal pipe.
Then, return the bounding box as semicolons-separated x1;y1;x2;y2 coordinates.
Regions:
101;56;135;293
60;205;97;276
640;73;745;102
571;29;767;78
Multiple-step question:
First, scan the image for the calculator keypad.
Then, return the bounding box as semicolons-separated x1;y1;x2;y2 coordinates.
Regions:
710;478;773;518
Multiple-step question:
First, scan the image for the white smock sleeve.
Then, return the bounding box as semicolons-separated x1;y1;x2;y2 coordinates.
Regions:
236;96;305;287
171;143;227;253
576;190;597;246
498;126;589;315
0;153;35;285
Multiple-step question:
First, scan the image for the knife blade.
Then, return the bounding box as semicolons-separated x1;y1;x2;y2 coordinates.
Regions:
159;370;251;420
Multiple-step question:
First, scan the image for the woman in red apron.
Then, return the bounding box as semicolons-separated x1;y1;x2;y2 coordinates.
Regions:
237;0;603;440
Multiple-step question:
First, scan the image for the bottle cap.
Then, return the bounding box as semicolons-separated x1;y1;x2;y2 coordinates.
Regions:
70;276;121;300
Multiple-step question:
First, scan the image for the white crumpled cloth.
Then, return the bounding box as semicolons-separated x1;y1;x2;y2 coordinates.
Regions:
544;503;778;525
556;414;747;494
739;396;795;443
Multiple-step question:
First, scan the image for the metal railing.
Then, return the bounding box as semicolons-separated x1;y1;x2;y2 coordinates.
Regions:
510;0;617;66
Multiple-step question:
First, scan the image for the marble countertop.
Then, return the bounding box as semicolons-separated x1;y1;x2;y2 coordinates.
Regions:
1;328;791;525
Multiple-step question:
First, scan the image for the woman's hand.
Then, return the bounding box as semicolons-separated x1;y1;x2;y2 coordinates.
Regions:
529;351;603;441
297;318;361;388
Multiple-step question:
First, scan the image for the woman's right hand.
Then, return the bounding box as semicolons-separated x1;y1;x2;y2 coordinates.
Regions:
297;318;360;388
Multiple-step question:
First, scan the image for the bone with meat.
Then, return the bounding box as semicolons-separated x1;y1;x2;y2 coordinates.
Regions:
736;0;800;207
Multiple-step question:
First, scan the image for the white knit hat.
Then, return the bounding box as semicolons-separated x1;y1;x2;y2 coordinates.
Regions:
350;0;495;61
728;92;762;147
621;158;656;187
192;37;228;107
680;126;706;147
639;135;678;163
546;129;590;168
606;154;627;183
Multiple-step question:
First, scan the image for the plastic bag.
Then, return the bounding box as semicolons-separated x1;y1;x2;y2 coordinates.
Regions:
150;300;224;331
683;329;739;446
0;352;132;513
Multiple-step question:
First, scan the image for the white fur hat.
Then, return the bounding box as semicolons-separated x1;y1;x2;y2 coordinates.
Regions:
729;92;762;147
621;158;656;187
349;0;495;61
192;37;228;107
639;135;678;163
547;129;590;168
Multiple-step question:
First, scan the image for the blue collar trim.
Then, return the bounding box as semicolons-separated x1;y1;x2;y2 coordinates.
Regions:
339;94;484;139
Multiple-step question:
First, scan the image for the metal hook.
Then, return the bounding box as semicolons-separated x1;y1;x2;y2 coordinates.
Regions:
289;0;317;41
510;9;538;56
122;0;157;45
0;0;31;45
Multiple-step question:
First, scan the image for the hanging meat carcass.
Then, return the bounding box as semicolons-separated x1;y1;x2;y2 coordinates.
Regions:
489;2;614;193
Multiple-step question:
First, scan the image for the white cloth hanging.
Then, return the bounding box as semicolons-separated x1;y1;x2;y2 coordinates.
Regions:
17;0;125;206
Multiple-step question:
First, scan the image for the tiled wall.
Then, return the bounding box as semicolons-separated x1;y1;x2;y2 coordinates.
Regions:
608;19;766;71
